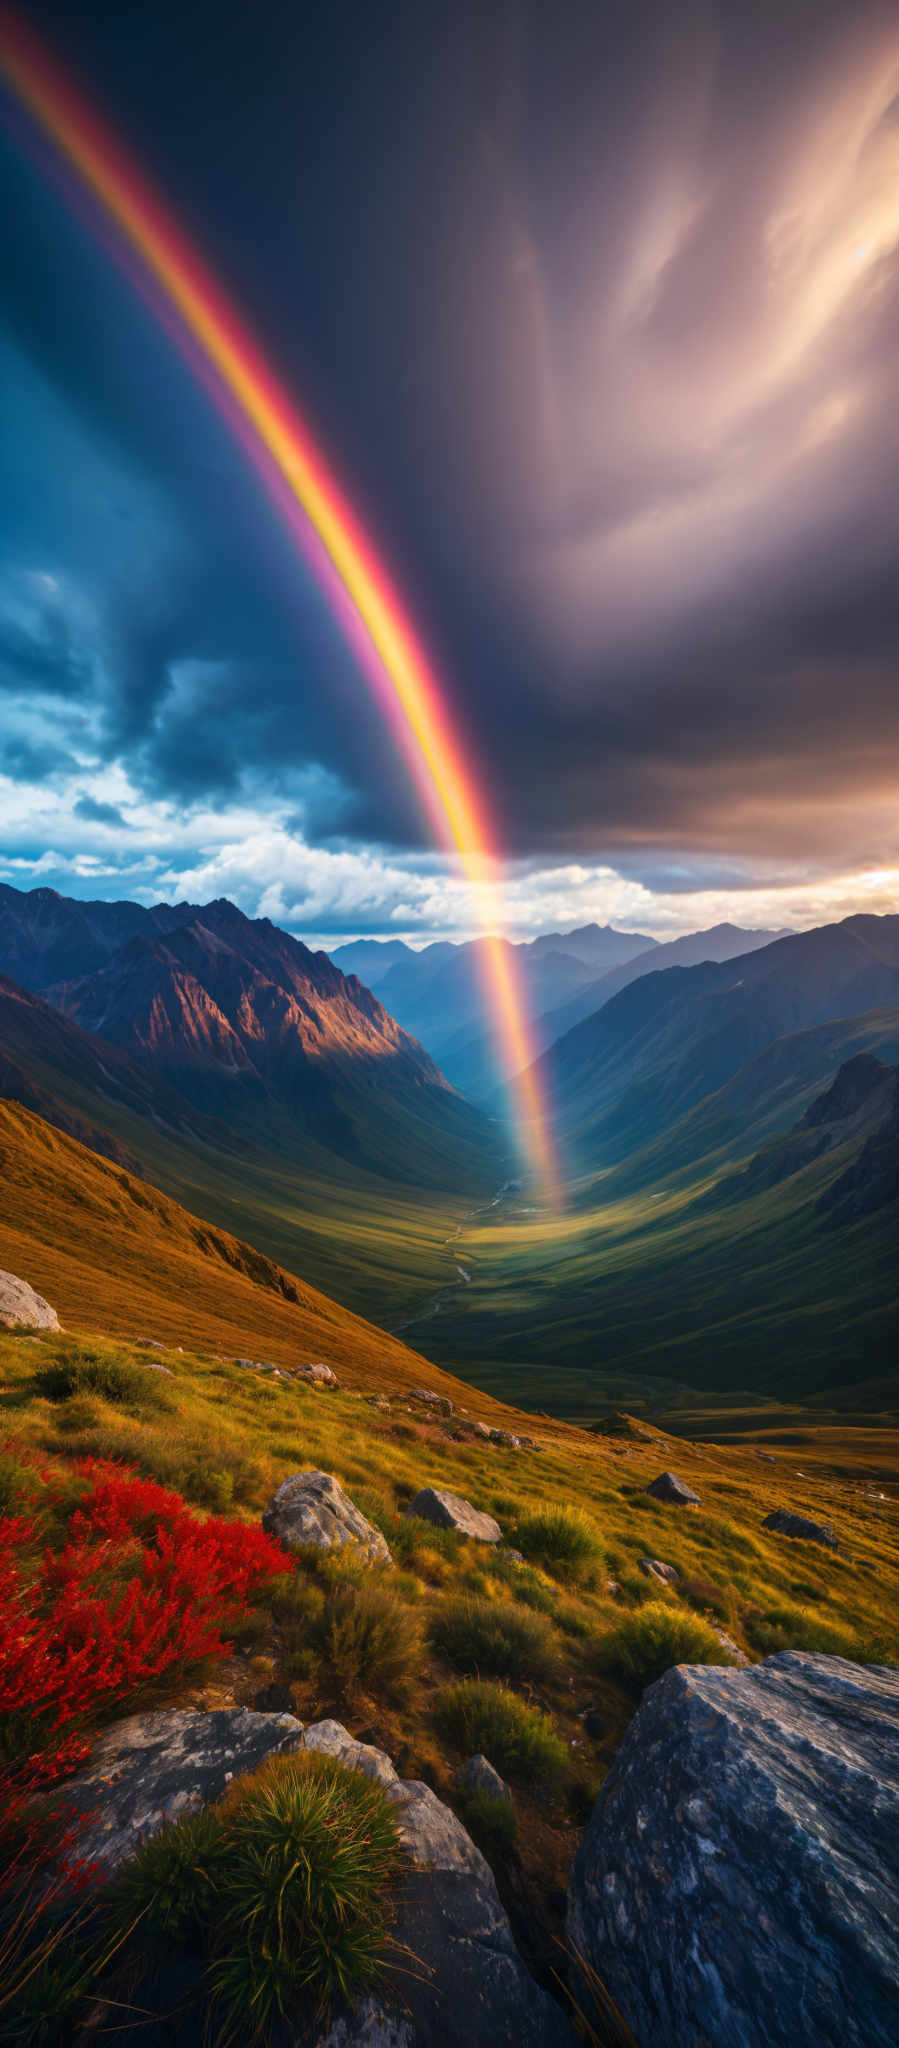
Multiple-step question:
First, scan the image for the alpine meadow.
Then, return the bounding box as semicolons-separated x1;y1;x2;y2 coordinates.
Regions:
0;6;897;2047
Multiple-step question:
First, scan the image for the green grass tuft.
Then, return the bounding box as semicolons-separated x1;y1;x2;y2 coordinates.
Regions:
456;1786;518;1860
35;1340;170;1412
428;1594;553;1680
114;1752;400;2038
435;1678;567;1789
314;1580;423;1701
598;1600;732;1691
512;1503;604;1580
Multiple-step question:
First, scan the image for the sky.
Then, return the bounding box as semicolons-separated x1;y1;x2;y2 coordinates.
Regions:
1;0;898;947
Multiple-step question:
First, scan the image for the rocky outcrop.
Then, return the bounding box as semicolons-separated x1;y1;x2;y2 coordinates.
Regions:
262;1471;393;1565
61;1709;571;2045
57;1707;306;1874
456;1754;511;1802
409;1387;454;1417
0;1268;60;1331
763;1508;840;1550
304;1727;572;2046
638;1557;679;1584
296;1360;339;1386
646;1470;699;1505
568;1651;899;2048
406;1486;501;1544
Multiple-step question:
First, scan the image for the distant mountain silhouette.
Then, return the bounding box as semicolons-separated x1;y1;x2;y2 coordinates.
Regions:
330;937;414;986
438;923;786;1101
532;922;792;1053
369;923;655;1096
536;914;899;1165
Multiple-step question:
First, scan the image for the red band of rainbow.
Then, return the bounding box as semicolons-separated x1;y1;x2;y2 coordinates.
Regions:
0;9;559;1198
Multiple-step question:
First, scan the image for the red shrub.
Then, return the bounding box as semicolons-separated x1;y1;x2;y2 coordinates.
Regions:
0;1458;285;1761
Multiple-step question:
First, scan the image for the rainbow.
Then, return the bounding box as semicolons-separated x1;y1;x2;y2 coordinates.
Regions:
0;9;559;1197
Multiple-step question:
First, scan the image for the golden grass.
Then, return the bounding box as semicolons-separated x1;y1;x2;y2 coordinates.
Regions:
2;1097;898;2009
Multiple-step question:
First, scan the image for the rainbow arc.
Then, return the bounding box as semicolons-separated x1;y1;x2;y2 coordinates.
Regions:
0;8;559;1198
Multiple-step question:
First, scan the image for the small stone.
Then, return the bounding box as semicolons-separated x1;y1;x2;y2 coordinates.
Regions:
0;1269;60;1331
262;1471;393;1565
639;1558;680;1584
409;1387;454;1417
296;1360;339;1386
763;1509;840;1550
457;1753;511;1802
406;1486;501;1544
646;1471;700;1505
712;1629;748;1664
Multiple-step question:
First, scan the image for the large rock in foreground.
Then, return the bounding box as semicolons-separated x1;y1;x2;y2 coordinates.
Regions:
0;1268;60;1331
60;1709;571;2045
262;1470;393;1565
406;1486;501;1544
568;1652;899;2048
58;1708;306;1874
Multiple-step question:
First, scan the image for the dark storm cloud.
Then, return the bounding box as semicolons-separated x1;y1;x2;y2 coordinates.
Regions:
1;0;898;877
73;793;126;826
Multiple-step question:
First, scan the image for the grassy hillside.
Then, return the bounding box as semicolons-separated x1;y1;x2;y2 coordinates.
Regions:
0;1100;505;1412
2;1314;897;2034
0;979;504;1327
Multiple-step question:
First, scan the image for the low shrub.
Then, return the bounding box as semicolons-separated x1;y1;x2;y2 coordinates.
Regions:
512;1504;604;1581
115;1752;400;2035
435;1679;567;1790
0;1453;285;1789
390;1514;463;1568
428;1595;553;1680
456;1786;518;1860
35;1343;169;1413
679;1575;734;1623
314;1581;422;1701
598;1600;731;1691
743;1602;862;1659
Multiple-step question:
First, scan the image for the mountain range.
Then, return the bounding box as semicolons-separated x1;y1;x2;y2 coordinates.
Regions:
1;883;897;1416
334;920;787;1102
0;885;502;1324
415;916;899;1413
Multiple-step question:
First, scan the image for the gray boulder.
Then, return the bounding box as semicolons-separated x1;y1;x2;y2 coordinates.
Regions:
296;1360;339;1386
57;1708;305;1874
406;1486;501;1544
62;1710;571;2046
0;1268;60;1331
488;1429;520;1450
303;1727;570;2045
638;1557;679;1584
568;1651;899;2048
763;1508;840;1550
457;1753;511;1802
263;1471;393;1565
409;1387;454;1416
646;1470;700;1505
